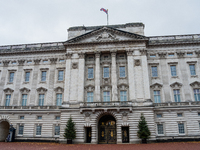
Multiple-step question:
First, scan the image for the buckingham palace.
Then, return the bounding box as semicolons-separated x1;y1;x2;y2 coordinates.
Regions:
0;22;200;144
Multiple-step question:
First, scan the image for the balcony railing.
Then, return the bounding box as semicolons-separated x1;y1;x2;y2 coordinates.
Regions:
0;105;61;110
80;101;133;107
154;101;200;107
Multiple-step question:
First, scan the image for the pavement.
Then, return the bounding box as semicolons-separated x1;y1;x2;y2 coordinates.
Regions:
0;142;200;150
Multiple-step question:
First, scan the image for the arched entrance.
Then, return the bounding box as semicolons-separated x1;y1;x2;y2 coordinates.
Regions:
98;115;116;144
0;121;10;141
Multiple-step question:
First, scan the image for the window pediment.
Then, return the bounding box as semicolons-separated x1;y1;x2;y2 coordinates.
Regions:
36;87;47;92
4;88;14;93
117;84;129;90
150;83;162;89
170;82;182;88
190;81;200;88
84;85;95;91
100;85;112;91
20;87;30;93
54;87;64;92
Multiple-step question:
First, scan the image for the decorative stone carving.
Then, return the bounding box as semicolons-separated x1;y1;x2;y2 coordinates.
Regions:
190;81;200;88
140;49;147;55
71;62;78;69
134;59;141;66
96;31;117;41
122;112;128;116
78;52;85;59
18;60;25;66
84;85;95;91
176;52;185;58
126;50;133;56
20;87;30;93
195;51;200;57
158;52;167;58
103;78;110;85
100;85;112;91
3;88;14;93
66;53;72;59
34;59;41;65
54;86;64;92
170;82;182;88
85;112;91;117
50;58;57;64
150;83;163;89
36;87;47;92
95;52;100;58
3;61;10;67
117;84;129;90
111;51;117;57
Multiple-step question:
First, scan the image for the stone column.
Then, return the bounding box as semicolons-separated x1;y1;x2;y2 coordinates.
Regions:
63;54;72;104
111;52;118;101
127;50;136;101
95;52;101;102
78;53;85;102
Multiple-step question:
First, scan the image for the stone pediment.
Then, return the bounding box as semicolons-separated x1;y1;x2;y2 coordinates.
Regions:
64;27;147;45
190;81;200;88
170;82;182;88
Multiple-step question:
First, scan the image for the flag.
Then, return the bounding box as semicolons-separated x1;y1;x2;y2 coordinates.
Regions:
100;8;108;14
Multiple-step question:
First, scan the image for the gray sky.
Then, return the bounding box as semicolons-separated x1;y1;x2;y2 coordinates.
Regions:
0;0;200;46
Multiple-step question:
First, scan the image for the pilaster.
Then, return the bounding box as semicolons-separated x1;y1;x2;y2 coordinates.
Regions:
111;51;118;101
95;52;101;102
78;53;85;102
63;53;72;103
127;50;136;100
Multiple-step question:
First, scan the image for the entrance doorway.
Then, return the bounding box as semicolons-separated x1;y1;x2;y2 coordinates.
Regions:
122;127;129;143
86;127;91;143
0;121;9;141
98;115;116;144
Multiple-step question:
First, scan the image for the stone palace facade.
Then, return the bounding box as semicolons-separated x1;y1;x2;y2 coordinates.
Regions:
0;23;200;143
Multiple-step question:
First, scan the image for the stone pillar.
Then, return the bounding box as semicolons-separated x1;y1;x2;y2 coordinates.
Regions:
140;50;151;100
95;52;101;102
78;53;85;102
63;54;72;103
111;52;118;101
127;50;136;101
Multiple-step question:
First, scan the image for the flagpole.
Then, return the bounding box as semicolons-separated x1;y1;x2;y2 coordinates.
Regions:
107;9;109;25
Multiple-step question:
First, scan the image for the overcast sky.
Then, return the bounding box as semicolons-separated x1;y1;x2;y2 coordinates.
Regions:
0;0;199;46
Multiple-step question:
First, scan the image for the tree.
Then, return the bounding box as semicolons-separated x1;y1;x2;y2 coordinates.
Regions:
63;117;76;144
137;113;151;143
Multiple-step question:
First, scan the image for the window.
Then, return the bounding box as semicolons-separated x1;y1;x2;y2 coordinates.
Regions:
189;64;196;76
22;94;27;106
56;93;62;106
12;61;17;64
37;116;42;119
199;122;200;130
55;125;60;135
157;124;164;135
119;55;125;59
168;53;174;57
119;66;125;78
187;53;193;56
87;92;93;102
58;70;64;81
178;123;185;134
198;112;200;116
9;72;14;82
174;89;181;102
177;113;183;117
104;56;109;60
170;65;177;76
59;59;64;62
103;91;110;102
27;61;32;64
25;72;30;82
43;60;48;63
41;71;46;81
55;116;60;120
194;89;200;101
5;94;11;106
36;125;42;135
39;94;44;106
88;68;94;79
103;67;109;78
154;90;161;103
20;116;24;119
151;66;158;77
157;114;162;118
150;54;156;58
120;91;127;101
18;125;24;135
